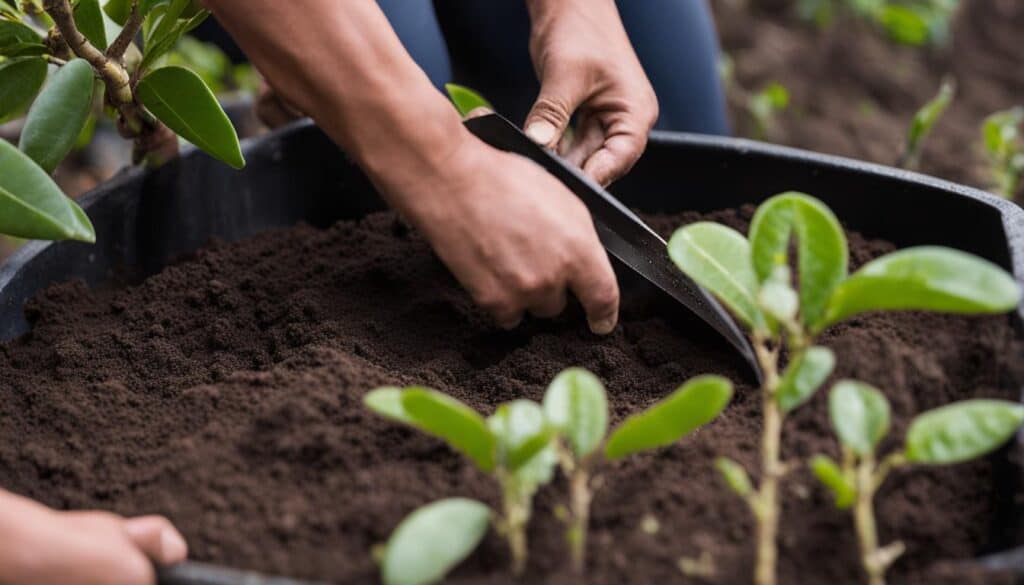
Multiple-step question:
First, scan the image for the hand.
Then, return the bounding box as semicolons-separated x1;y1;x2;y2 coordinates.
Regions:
395;135;620;334
524;0;658;186
0;490;188;585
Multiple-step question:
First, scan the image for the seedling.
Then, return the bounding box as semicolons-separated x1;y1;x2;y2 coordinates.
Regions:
812;380;1024;585
445;83;492;118
667;191;1021;585
981;107;1024;199
796;0;956;46
541;368;733;572
899;77;954;170
379;497;491;585
747;82;789;140
0;0;244;244
364;387;556;576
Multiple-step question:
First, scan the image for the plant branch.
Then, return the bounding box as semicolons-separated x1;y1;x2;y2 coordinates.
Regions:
43;0;133;107
752;335;782;585
106;0;140;61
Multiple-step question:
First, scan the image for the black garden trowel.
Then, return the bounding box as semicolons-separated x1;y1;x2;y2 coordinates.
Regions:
464;113;761;382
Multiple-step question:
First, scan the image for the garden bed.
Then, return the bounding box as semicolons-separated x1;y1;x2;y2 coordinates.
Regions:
714;0;1024;200
0;206;1019;584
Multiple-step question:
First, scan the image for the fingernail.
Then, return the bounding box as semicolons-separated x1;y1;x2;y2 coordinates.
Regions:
525;121;557;145
589;315;617;335
161;528;188;563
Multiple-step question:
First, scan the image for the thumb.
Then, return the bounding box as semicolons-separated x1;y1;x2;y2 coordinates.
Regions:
123;515;189;565
525;71;588;148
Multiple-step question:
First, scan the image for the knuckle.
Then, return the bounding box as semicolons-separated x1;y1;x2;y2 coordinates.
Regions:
531;95;573;124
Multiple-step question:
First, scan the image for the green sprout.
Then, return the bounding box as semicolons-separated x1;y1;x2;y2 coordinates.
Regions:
796;0;957;47
0;0;245;244
812;381;1024;585
541;368;733;573
445;83;492;118
981;106;1024;200
364;387;556;577
667;191;1021;585
747;82;789;140
899;77;954;170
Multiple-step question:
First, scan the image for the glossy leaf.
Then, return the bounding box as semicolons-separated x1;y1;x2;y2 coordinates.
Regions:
668;222;766;331
829;380;890;456
0;139;94;242
445;83;492;117
542;367;608;459
810;454;855;509
382;498;490;585
905;400;1024;465
776;346;835;413
0;57;47;121
488;400;552;471
823;246;1021;329
402;388;496;472
0;20;41;51
749;192;848;329
363;387;414;425
136;66;245;168
20;59;95;173
715;457;752;497
604;375;733;460
73;0;107;50
103;0;131;25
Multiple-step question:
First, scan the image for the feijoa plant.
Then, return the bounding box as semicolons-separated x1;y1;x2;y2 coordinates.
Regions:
812;380;1024;585
667;191;1021;585
0;0;244;244
541;367;733;572
364;387;556;576
981;106;1024;200
899;77;954;170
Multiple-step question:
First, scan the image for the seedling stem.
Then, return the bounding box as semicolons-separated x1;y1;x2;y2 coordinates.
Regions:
752;336;783;585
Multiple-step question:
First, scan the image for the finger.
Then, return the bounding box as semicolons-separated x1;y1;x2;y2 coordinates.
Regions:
582;131;647;186
462;105;493;121
569;241;620;335
255;81;303;129
527;286;568;319
493;307;524;330
524;65;589;149
123;515;189;565
564;116;605;168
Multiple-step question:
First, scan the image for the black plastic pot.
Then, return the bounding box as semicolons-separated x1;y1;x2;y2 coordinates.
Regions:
1;120;1023;582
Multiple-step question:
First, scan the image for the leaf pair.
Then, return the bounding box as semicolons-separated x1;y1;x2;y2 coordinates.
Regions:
668;192;1021;337
542;368;734;462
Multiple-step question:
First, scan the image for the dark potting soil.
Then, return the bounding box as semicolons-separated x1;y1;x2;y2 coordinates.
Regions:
0;208;1021;585
713;0;1024;203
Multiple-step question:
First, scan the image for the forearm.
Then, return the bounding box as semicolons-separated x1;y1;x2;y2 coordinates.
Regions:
202;0;468;197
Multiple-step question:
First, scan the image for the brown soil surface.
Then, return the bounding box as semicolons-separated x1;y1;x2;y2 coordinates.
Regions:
713;0;1024;201
0;209;1020;584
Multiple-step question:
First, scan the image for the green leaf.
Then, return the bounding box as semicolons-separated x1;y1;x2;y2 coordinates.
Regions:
363;387;414;425
136;66;245;168
19;58;95;173
0;57;47;122
445;83;492;117
511;443;557;493
542;367;608;459
829;380;890;456
810;455;855;509
668;222;766;332
906;78;954;157
0;139;94;242
103;0;131;25
74;0;107;50
749;192;848;330
878;5;930;46
401;388;496;472
776;346;835;413
487;400;552;471
0;41;48;58
382;498;490;585
823;246;1021;328
0;20;41;51
905;400;1024;465
604;375;733;460
715;457;752;497
758;266;799;324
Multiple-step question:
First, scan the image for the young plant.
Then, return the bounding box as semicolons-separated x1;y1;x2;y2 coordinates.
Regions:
747;81;789;140
981;106;1024;200
899;77;954;170
364;387;556;576
541;367;733;572
667;191;1021;585
445;83;492;118
379;497;491;585
812;380;1024;585
0;0;244;244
